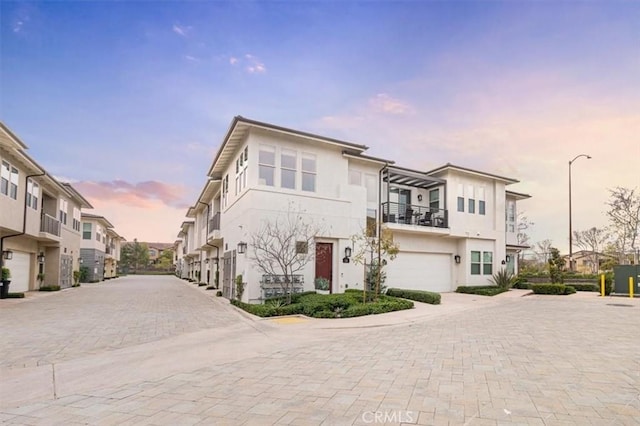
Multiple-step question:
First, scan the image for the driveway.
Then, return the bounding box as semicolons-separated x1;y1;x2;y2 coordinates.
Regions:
1;276;638;425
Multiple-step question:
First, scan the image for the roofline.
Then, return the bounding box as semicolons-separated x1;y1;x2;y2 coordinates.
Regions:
80;213;115;228
427;163;519;184
61;182;94;209
506;190;532;200
342;151;394;165
208;116;369;176
0;122;29;150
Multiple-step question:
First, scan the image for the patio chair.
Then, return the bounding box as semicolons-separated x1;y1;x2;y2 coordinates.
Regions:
419;211;433;226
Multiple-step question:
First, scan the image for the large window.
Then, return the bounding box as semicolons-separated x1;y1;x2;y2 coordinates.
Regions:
366;208;377;237
478;187;486;215
457;183;464;212
506;200;516;232
9;166;18;199
235;147;249;195
27;179;39;210
468;185;475;214
72;208;81;231
96;225;101;242
258;145;275;187
59;199;68;225
281;149;297;189
83;223;92;240
301;153;316;192
471;250;493;275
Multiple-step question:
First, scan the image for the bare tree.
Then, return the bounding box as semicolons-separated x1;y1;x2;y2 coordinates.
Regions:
572;227;610;273
517;212;534;264
249;205;323;304
534;239;553;266
606;187;640;263
350;222;399;299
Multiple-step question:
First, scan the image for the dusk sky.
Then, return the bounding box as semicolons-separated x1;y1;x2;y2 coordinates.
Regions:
2;1;638;253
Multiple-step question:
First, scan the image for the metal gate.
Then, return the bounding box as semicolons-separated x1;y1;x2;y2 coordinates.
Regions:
60;254;72;288
222;250;236;299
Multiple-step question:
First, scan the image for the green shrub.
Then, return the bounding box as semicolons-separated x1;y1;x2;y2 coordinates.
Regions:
2;267;11;280
7;292;25;298
564;285;576;295
386;288;441;305
39;285;61;292
489;268;515;289
456;286;509;296
531;284;570;295
567;283;598;292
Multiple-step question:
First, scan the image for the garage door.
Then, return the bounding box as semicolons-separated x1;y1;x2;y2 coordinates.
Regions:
386;252;452;293
4;251;31;293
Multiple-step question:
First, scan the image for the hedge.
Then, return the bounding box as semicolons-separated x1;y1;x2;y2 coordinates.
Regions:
231;292;413;318
6;292;25;298
512;282;532;290
531;284;576;295
386;288;441;305
456;286;509;296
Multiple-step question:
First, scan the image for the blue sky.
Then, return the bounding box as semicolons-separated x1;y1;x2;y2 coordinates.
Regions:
2;1;639;250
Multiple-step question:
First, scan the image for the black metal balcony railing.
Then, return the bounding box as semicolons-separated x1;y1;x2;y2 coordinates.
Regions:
381;202;448;228
208;212;221;233
40;213;61;236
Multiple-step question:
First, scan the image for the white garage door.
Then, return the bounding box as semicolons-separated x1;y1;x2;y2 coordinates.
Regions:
4;251;31;293
386;252;452;293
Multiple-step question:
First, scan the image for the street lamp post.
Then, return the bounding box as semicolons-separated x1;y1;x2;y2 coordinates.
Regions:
569;154;592;271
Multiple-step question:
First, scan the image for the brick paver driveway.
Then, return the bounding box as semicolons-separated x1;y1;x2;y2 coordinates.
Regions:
1;276;639;425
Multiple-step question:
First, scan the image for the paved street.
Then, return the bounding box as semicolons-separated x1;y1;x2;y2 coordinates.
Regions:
1;276;639;425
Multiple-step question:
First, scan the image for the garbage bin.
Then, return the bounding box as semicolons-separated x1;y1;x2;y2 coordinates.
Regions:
0;281;9;299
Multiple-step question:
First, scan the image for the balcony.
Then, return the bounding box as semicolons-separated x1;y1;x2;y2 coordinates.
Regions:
39;213;61;241
207;212;222;245
382;202;449;233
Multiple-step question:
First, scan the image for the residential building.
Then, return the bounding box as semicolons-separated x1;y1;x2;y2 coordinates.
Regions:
80;213;115;282
105;228;124;278
176;116;531;303
1;122;93;292
562;250;616;274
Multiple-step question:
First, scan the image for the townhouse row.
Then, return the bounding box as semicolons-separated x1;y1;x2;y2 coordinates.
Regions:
0;123;124;293
174;116;530;304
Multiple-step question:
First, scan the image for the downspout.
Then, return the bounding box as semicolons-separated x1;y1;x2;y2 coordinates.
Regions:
0;172;46;271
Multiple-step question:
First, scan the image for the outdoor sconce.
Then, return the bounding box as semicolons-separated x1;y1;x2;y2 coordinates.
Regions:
78;258;83;264
212;258;219;266
417;194;423;202
205;258;209;264
501;260;506;265
344;247;352;258
454;255;461;264
2;250;13;260
237;242;247;254
95;260;100;266
506;255;511;263
37;253;45;263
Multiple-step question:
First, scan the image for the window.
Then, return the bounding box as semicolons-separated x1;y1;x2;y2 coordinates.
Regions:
235;147;249;195
483;251;493;275
301;153;316;192
506;200;516;232
468;185;475;214
478;187;486;215
27;179;39;210
281;149;297;189
222;175;229;208
258;145;275;186
83;223;92;240
429;189;439;211
471;251;481;275
0;161;9;196
468;199;475;214
349;170;362;186
295;241;308;254
72;208;81;231
457;183;464;212
10;166;18;199
471;251;493;275
59;199;68;225
96;225;101;242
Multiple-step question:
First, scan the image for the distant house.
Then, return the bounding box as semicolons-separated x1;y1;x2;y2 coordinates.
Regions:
563;250;616;274
80;213;124;281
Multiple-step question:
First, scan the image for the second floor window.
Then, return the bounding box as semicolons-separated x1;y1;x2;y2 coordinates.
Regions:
72;208;81;231
506;200;516;232
281;149;297;189
83;223;92;240
259;145;275;186
301;153;316;192
27;179;39;210
429;189;439;211
59;199;68;225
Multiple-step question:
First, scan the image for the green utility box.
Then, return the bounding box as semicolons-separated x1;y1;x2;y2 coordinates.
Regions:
613;265;640;295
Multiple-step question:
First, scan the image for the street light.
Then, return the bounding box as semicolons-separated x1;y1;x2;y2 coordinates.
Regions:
569;154;592;271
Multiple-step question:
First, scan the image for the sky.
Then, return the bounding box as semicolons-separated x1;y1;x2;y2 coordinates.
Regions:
1;1;639;252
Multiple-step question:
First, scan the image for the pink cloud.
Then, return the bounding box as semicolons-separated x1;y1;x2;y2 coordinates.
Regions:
74;180;191;209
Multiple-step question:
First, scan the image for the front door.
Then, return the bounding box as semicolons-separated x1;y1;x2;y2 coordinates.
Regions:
315;243;333;293
222;251;236;299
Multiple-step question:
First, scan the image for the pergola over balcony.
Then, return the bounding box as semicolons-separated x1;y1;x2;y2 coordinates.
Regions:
381;166;449;229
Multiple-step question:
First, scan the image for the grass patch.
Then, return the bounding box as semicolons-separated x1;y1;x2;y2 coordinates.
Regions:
231;290;413;318
386;288;441;305
531;284;576;295
6;292;25;298
456;286;509;296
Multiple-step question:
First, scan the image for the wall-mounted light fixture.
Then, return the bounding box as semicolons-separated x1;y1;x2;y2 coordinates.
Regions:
417;194;423;202
506;255;511;263
454;255;461;264
237;242;247;254
95;260;100;266
2;250;13;260
37;253;45;263
78;257;83;265
205;258;209;264
344;247;352;258
212;258;219;266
